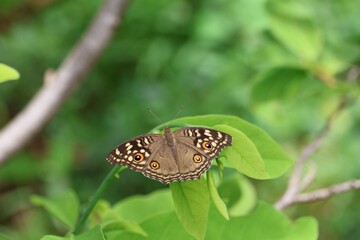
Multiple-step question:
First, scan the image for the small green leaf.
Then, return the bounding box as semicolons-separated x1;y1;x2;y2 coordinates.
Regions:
207;171;229;220
31;189;80;230
75;225;105;240
0;63;20;83
170;178;210;240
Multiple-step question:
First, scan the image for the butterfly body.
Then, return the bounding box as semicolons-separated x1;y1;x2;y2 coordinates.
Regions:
106;127;232;184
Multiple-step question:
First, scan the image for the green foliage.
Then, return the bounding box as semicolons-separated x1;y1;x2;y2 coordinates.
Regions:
0;233;11;240
40;225;105;240
217;174;256;217
38;188;317;240
205;201;318;240
0;63;19;83
31;190;80;230
1;0;360;239
170;178;210;240
206;171;229;220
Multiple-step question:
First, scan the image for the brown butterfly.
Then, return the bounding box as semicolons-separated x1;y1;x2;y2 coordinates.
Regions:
106;127;232;184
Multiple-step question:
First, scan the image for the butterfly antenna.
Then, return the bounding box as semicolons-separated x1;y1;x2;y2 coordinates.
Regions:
147;107;163;124
173;105;183;119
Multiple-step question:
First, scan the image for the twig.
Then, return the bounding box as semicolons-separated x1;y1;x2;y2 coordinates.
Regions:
0;0;129;165
346;66;360;83
292;179;360;204
275;99;347;210
299;162;317;192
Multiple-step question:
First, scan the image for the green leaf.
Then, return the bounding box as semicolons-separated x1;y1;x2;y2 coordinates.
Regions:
206;201;318;240
170;178;210;240
31;189;80;230
75;225;105;240
99;190;175;237
103;220;147;237
266;0;322;62
170;115;293;178
251;67;309;103
108;212;193;240
206;171;229;220
112;189;173;223
214;124;268;179
0;63;20;83
279;217;318;240
218;174;257;217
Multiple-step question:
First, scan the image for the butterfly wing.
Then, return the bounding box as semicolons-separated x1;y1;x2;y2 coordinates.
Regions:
106;127;232;184
173;127;232;180
106;134;164;172
107;133;182;184
141;144;182;184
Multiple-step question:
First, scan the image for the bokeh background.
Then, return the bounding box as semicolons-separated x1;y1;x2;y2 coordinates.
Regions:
1;0;360;239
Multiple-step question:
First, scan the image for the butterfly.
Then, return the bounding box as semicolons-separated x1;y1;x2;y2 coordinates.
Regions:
106;127;232;184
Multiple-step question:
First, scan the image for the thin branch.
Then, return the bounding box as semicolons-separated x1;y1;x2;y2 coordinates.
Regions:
346;66;360;83
292;179;360;204
0;0;129;165
299;162;317;192
275;99;347;210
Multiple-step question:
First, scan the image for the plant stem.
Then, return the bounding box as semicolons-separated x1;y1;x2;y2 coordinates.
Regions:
73;165;126;234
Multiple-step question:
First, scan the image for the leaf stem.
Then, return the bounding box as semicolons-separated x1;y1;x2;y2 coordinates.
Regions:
73;165;126;234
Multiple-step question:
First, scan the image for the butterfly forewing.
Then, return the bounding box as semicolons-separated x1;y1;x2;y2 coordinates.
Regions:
173;127;232;159
106;134;163;172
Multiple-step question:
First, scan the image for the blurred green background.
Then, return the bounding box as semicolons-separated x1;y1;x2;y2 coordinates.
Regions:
0;0;360;239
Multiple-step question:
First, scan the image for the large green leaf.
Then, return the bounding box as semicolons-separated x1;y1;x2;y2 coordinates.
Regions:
91;191;174;238
214;125;268;179
112;189;173;223
170;178;210;240
96;190;174;237
108;212;193;240
0;63;20;83
170;115;293;178
31;189;80;230
206;201;318;240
